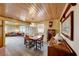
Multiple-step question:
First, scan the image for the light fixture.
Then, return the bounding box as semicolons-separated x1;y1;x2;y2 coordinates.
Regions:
30;23;36;27
20;15;26;21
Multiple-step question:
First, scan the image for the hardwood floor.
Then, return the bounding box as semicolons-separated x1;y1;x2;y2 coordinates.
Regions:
4;36;47;56
0;47;5;56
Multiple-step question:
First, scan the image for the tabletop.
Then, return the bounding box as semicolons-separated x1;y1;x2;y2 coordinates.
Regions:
29;35;41;40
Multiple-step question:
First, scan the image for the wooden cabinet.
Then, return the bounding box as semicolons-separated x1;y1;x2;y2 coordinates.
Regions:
48;40;77;56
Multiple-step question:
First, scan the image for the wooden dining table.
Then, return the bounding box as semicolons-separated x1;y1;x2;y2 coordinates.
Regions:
29;35;41;40
28;35;42;49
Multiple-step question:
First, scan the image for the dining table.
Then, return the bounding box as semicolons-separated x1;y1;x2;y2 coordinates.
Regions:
28;35;42;49
29;35;41;40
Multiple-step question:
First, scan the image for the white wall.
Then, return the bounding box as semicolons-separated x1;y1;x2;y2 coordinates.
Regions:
60;4;79;55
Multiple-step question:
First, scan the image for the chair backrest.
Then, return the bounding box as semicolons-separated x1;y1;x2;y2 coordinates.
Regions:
25;35;29;40
41;35;44;40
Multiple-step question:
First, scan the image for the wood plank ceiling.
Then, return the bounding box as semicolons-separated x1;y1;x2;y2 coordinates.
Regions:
0;3;66;22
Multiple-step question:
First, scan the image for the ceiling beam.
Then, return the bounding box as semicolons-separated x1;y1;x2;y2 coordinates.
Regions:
0;15;30;24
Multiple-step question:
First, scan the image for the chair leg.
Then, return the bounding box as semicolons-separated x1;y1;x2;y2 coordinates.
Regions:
40;43;41;49
24;39;26;45
35;42;43;50
36;41;38;50
24;40;30;48
42;42;43;46
37;43;42;50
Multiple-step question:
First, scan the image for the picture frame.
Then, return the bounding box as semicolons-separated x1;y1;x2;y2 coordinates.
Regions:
49;21;53;27
61;11;74;41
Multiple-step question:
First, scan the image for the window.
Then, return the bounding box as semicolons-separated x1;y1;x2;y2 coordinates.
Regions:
19;25;34;35
37;24;44;33
19;26;26;33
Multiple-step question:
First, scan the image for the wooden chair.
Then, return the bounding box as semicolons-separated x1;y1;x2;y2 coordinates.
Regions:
24;35;35;48
36;35;44;49
24;35;29;45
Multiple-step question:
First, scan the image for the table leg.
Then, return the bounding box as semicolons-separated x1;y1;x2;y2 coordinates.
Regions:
35;41;37;50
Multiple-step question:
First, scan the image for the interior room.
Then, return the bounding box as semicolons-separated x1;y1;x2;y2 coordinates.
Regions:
0;3;79;56
4;20;47;56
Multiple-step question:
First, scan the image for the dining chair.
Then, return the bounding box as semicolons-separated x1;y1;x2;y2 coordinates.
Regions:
24;35;35;48
36;35;44;49
24;35;29;45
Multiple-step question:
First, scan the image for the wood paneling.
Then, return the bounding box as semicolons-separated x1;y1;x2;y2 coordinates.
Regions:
0;4;5;16
0;21;3;47
0;37;3;47
0;3;66;22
